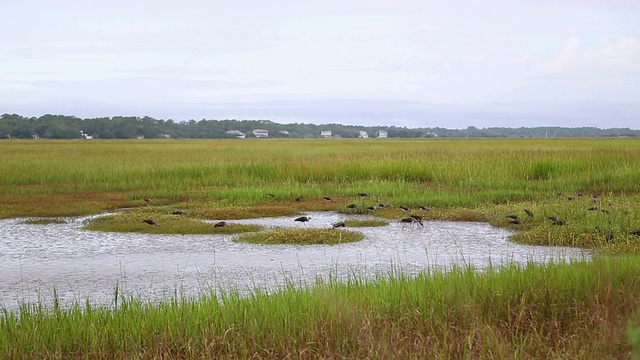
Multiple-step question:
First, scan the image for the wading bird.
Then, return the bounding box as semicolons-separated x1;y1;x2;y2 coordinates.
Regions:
524;209;534;217
399;206;410;212
346;204;358;210
295;196;301;202
605;230;614;243
332;221;346;229
358;193;368;198
214;221;227;227
630;229;640;236
142;219;159;226
509;219;522;225
172;209;186;215
506;215;518;220
323;196;334;202
400;216;423;227
144;198;152;204
294;216;310;222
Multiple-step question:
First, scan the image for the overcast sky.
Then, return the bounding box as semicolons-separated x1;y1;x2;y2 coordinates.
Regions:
1;1;639;129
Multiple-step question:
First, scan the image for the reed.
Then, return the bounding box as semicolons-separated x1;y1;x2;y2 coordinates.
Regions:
1;257;638;358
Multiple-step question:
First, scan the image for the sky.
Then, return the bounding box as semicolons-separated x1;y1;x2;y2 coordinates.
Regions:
1;0;639;129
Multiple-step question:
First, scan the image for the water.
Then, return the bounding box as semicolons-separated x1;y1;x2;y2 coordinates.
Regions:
0;211;589;310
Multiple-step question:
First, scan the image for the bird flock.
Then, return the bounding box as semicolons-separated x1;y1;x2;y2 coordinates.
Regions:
139;192;640;243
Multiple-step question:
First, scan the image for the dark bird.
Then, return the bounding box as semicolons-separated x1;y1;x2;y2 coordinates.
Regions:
294;216;311;222
548;216;566;225
506;214;518;220
357;192;368;198
578;193;584;198
567;196;574;201
605;230;614;243
418;205;432;211
377;203;389;208
323;196;334;202
509;219;522;225
332;221;346;229
400;217;423;227
142;219;159;226
524;209;534;217
144;198;152;204
399;206;410;212
630;229;640;236
346;204;358;209
214;221;227;227
410;214;423;221
366;206;377;211
295;196;302;202
588;207;599;211
172;209;186;215
267;193;276;199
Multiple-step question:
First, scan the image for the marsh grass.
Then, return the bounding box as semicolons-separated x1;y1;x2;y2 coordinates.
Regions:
83;209;264;235
3;138;640;357
343;219;388;227
19;217;68;225
235;227;365;245
1;257;638;359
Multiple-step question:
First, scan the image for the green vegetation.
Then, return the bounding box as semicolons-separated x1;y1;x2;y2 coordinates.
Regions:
2;138;640;358
19;217;68;225
83;209;264;235
343;219;389;227
1;258;638;358
235;227;364;245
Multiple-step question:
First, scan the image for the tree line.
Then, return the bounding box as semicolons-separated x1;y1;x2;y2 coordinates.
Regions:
1;113;638;139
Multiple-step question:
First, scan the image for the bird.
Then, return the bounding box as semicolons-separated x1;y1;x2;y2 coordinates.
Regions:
506;214;518;220
524;209;534;217
605;230;614;243
418;205;432;211
399;206;410;212
295;196;302;202
357;192;368;198
346;204;358;209
509;219;522;225
400;217;423;227
630;229;640;236
144;198;152;205
323;196;334;202
214;221;227;227
548;216;566;225
267;194;276;199
409;214;423;221
172;209;186;215
294;216;310;222
332;221;346;228
377;203;389;208
588;207;599;211
142;219;159;226
366;206;377;211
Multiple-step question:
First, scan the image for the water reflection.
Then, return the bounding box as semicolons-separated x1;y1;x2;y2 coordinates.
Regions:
0;212;589;310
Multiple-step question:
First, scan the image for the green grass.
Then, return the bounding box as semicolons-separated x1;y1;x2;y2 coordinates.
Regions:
235;227;365;245
1;257;638;358
3;138;640;358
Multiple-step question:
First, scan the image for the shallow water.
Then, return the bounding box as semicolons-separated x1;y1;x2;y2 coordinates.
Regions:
0;211;589;310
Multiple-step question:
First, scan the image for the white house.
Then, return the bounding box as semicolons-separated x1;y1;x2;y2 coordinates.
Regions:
320;130;332;138
252;129;269;138
80;130;93;139
226;130;246;139
378;130;388;138
358;131;369;138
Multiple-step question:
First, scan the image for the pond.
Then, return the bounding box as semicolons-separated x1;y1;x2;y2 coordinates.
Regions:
0;211;589;310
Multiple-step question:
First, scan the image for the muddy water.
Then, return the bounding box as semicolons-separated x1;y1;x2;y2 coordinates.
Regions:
0;212;588;310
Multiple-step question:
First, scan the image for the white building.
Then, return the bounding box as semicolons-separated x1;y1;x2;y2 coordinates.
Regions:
320;130;332;138
378;130;387;138
226;130;246;139
358;131;369;138
252;129;269;138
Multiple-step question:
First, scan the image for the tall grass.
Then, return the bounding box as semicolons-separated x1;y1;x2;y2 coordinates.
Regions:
2;138;640;217
1;257;638;358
